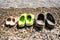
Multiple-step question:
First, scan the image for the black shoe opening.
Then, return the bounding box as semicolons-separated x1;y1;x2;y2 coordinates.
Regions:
7;18;11;21
47;13;55;24
12;18;15;22
27;15;31;22
37;14;44;22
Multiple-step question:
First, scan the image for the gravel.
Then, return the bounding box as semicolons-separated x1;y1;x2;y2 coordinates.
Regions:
0;7;60;40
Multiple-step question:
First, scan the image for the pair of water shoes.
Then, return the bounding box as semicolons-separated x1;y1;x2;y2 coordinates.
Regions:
5;16;18;27
5;12;55;30
35;12;55;30
18;13;34;27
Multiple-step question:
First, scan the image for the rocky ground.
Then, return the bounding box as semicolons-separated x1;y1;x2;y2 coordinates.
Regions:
0;7;60;40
